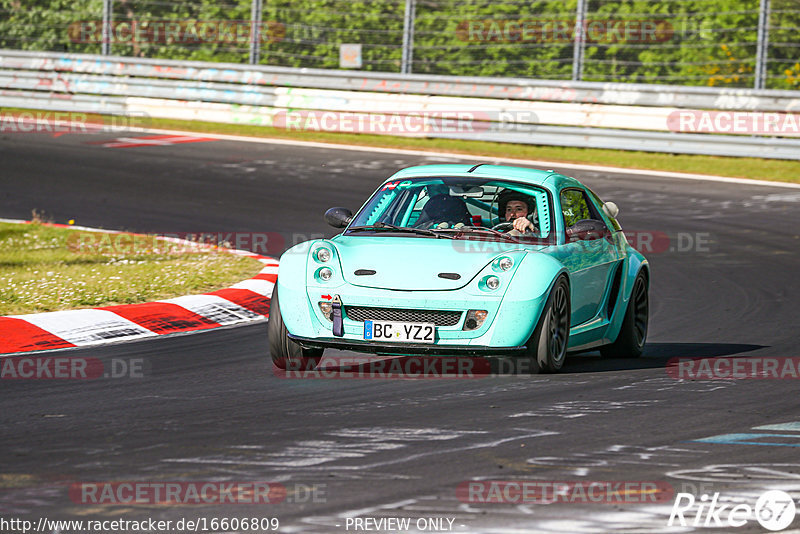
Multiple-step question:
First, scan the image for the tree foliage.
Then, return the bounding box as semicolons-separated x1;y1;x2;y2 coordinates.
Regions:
2;0;798;88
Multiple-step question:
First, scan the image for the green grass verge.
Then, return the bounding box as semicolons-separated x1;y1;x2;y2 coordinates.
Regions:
5;106;799;182
0;222;264;316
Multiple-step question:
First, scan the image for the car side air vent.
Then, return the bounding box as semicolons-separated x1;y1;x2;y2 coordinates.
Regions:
354;269;377;276
606;264;623;318
438;272;461;280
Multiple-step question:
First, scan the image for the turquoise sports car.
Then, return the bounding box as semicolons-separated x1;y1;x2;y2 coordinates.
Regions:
268;164;649;373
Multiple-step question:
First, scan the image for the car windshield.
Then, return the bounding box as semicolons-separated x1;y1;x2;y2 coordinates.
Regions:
347;176;553;243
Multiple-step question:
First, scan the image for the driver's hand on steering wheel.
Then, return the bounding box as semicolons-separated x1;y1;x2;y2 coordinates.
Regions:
512;217;535;233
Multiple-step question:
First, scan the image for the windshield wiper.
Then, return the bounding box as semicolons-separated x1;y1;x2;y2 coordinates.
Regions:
347;223;453;239
438;226;520;242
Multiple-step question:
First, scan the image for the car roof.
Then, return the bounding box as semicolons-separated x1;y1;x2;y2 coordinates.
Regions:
388;164;584;191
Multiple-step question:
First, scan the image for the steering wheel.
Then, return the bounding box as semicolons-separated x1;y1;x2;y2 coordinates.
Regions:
491;222;514;232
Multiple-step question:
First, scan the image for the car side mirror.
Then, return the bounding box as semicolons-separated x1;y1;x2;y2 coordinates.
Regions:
325;207;353;228
566;219;607;242
602;201;619;219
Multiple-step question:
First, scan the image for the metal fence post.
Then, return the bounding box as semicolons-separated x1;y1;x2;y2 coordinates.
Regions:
401;0;416;74
249;0;264;65
755;0;771;89
572;0;587;81
101;0;112;55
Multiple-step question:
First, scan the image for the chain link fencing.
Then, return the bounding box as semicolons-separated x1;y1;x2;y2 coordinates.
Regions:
1;0;798;89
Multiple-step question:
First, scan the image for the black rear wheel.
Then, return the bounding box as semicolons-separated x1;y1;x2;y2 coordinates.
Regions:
268;289;323;370
601;271;648;359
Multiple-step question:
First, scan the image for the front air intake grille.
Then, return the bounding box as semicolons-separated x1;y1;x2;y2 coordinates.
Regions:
344;306;462;327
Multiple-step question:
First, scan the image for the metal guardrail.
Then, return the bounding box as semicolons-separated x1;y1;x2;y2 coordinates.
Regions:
0;70;694;132
2;50;800;160
4;50;800;110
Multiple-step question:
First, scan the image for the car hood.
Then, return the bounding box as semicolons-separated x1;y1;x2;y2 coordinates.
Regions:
331;235;538;290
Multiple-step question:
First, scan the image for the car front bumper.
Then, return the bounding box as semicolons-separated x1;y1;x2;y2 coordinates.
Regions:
288;334;526;356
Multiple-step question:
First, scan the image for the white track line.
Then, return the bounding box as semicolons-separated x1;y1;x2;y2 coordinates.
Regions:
9;116;799;188
139;126;800;190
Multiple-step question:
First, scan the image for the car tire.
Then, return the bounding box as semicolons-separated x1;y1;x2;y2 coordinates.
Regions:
600;271;648;359
517;276;570;374
268;289;323;371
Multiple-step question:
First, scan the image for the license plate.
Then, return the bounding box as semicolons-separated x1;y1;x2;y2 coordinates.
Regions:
363;320;435;343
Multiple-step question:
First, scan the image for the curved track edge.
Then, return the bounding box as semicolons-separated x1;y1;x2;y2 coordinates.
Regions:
0;219;276;356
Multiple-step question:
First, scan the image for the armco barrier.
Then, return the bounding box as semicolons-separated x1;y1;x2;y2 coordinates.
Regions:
1;49;800;159
4;50;800;110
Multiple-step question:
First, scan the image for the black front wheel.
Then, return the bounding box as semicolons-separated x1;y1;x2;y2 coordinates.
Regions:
268;289;323;370
601;271;648;359
517;276;571;374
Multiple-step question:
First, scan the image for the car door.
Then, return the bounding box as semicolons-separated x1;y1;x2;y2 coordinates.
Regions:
552;188;620;326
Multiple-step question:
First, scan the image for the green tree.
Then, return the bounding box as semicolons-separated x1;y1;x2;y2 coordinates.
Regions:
1;0;797;88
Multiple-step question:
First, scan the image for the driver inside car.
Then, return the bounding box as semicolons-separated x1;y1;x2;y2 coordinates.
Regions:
498;189;537;234
413;193;473;229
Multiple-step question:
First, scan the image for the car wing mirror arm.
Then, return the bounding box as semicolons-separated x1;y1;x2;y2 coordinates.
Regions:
325;207;354;228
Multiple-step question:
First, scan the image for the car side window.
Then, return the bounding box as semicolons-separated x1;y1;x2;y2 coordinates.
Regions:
560;189;594;228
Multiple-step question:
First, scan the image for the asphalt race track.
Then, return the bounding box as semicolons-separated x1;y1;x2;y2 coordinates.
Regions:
2;130;800;533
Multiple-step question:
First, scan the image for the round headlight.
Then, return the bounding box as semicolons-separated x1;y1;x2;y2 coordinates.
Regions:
486;276;500;290
498;256;514;271
316;247;331;262
319;267;333;281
